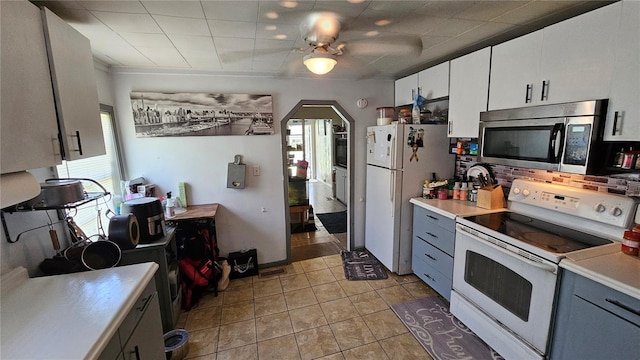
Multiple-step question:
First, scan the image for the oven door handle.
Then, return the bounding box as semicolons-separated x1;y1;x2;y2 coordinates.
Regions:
549;123;564;163
457;226;558;274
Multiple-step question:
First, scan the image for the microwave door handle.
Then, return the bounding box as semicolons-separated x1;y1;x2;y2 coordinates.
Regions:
549;123;564;162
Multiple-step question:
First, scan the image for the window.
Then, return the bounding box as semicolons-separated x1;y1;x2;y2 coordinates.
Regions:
56;105;123;238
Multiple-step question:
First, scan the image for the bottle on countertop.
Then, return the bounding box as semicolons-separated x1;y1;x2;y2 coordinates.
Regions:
460;182;469;201
453;182;461;200
165;192;175;218
613;147;625;167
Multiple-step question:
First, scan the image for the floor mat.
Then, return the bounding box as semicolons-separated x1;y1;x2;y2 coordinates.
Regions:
391;296;505;360
316;211;347;234
340;250;388;280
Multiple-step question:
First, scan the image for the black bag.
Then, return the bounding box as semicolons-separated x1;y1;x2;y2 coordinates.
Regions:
228;249;258;279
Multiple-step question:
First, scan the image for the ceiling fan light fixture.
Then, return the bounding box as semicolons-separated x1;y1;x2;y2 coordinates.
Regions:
303;52;337;75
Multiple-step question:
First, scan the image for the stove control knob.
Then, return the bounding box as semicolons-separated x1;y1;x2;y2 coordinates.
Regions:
522;189;531;197
513;187;521;195
593;203;606;213
609;206;623;217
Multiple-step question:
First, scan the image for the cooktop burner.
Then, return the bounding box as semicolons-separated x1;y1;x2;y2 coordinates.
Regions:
465;211;613;254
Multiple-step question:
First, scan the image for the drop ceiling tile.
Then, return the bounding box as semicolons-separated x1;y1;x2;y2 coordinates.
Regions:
492;1;584;25
78;1;147;13
413;1;477;18
181;50;221;69
258;1;314;24
168;34;216;53
215;37;255;51
256;22;300;41
202;1;259;22
136;46;189;67
119;33;175;48
141;1;206;18
366;1;425;14
425;18;485;37
454;1;528;22
91;11;162;33
153;15;210;36
208;20;257;38
458;22;517;42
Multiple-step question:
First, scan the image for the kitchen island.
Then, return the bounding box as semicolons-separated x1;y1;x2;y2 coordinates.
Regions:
0;262;162;359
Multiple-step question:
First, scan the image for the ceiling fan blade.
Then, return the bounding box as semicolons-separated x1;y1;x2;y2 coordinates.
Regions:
342;35;423;56
276;53;306;79
337;56;380;80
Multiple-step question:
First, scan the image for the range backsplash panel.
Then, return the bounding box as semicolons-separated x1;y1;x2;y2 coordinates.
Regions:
456;156;640;197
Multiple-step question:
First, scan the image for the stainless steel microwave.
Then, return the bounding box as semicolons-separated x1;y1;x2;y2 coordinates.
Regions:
478;100;607;174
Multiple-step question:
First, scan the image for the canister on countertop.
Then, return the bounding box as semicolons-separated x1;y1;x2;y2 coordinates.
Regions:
621;230;640;256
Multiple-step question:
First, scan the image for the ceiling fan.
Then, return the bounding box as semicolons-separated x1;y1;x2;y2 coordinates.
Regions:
294;11;423;76
221;11;423;77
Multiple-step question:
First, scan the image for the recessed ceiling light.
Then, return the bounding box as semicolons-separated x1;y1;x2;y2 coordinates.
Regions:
347;0;365;3
265;25;277;31
275;34;287;40
280;1;298;8
266;11;279;19
366;31;379;37
375;19;391;26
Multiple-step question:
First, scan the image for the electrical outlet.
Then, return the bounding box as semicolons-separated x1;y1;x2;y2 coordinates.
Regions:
253;165;260;176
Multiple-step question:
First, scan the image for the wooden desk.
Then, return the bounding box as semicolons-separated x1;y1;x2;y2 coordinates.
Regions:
168;203;218;221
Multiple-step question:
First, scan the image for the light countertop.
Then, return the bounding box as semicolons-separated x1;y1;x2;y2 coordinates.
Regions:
560;243;640;300
410;197;506;219
0;262;158;360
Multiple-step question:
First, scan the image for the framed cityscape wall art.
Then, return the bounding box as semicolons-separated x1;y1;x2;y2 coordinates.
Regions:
130;92;274;137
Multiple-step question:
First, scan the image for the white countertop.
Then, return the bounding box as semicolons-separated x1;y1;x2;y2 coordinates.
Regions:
410;197;506;219
0;262;158;360
560;243;640;300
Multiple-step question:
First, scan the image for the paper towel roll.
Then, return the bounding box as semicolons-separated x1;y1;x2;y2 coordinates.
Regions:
108;214;140;250
0;171;40;208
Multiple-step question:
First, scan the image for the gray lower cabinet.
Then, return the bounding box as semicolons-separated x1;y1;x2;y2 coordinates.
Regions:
549;270;640;359
98;280;165;360
412;205;455;301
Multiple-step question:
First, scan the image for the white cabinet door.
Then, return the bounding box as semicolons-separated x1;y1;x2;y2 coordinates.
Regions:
448;47;491;138
418;62;449;100
538;2;621;105
0;0;59;174
604;1;639;141
42;7;105;161
488;31;543;110
394;73;418;106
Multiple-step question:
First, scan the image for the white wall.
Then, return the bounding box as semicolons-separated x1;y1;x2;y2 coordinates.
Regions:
110;69;394;264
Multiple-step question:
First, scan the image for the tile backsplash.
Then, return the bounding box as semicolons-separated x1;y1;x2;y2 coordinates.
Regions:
456;156;640;197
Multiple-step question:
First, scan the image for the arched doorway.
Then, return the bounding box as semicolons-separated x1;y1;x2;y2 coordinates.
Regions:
280;100;355;263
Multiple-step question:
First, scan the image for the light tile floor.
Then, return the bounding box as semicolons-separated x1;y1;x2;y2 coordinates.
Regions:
178;255;438;360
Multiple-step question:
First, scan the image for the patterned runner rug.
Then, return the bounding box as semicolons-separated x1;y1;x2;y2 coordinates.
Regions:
391;296;505;360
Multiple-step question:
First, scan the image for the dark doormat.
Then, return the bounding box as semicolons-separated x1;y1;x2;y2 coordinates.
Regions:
341;250;388;280
316;211;347;234
391;296;505;360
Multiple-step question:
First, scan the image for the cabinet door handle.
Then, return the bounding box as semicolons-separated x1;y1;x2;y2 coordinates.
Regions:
525;84;532;103
71;131;83;156
605;298;640;316
426;215;438;221
136;294;153;312
418;87;422;97
425;253;437;261
423;273;435;282
134;345;141;360
541;80;549;101
425;232;438;239
411;88;415;101
448;121;452;135
612;111;619;136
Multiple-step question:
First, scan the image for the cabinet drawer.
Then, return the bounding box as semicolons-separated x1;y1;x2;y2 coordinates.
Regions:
412;255;452;301
413;236;454;279
413;222;455;256
118;281;157;346
570;271;640;327
413;206;455;230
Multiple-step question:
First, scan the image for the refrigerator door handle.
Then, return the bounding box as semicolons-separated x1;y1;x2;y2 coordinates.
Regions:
389;171;395;216
390;134;396;169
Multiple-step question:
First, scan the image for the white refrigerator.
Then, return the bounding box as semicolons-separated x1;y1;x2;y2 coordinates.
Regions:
365;123;453;275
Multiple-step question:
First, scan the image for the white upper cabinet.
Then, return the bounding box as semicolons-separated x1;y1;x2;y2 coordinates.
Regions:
488;2;621;111
604;0;639;141
42;7;105;161
1;0;59;174
488;31;543;111
448;47;491;138
394;61;450;106
417;62;449;100
394;73;418;106
538;2;620;105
